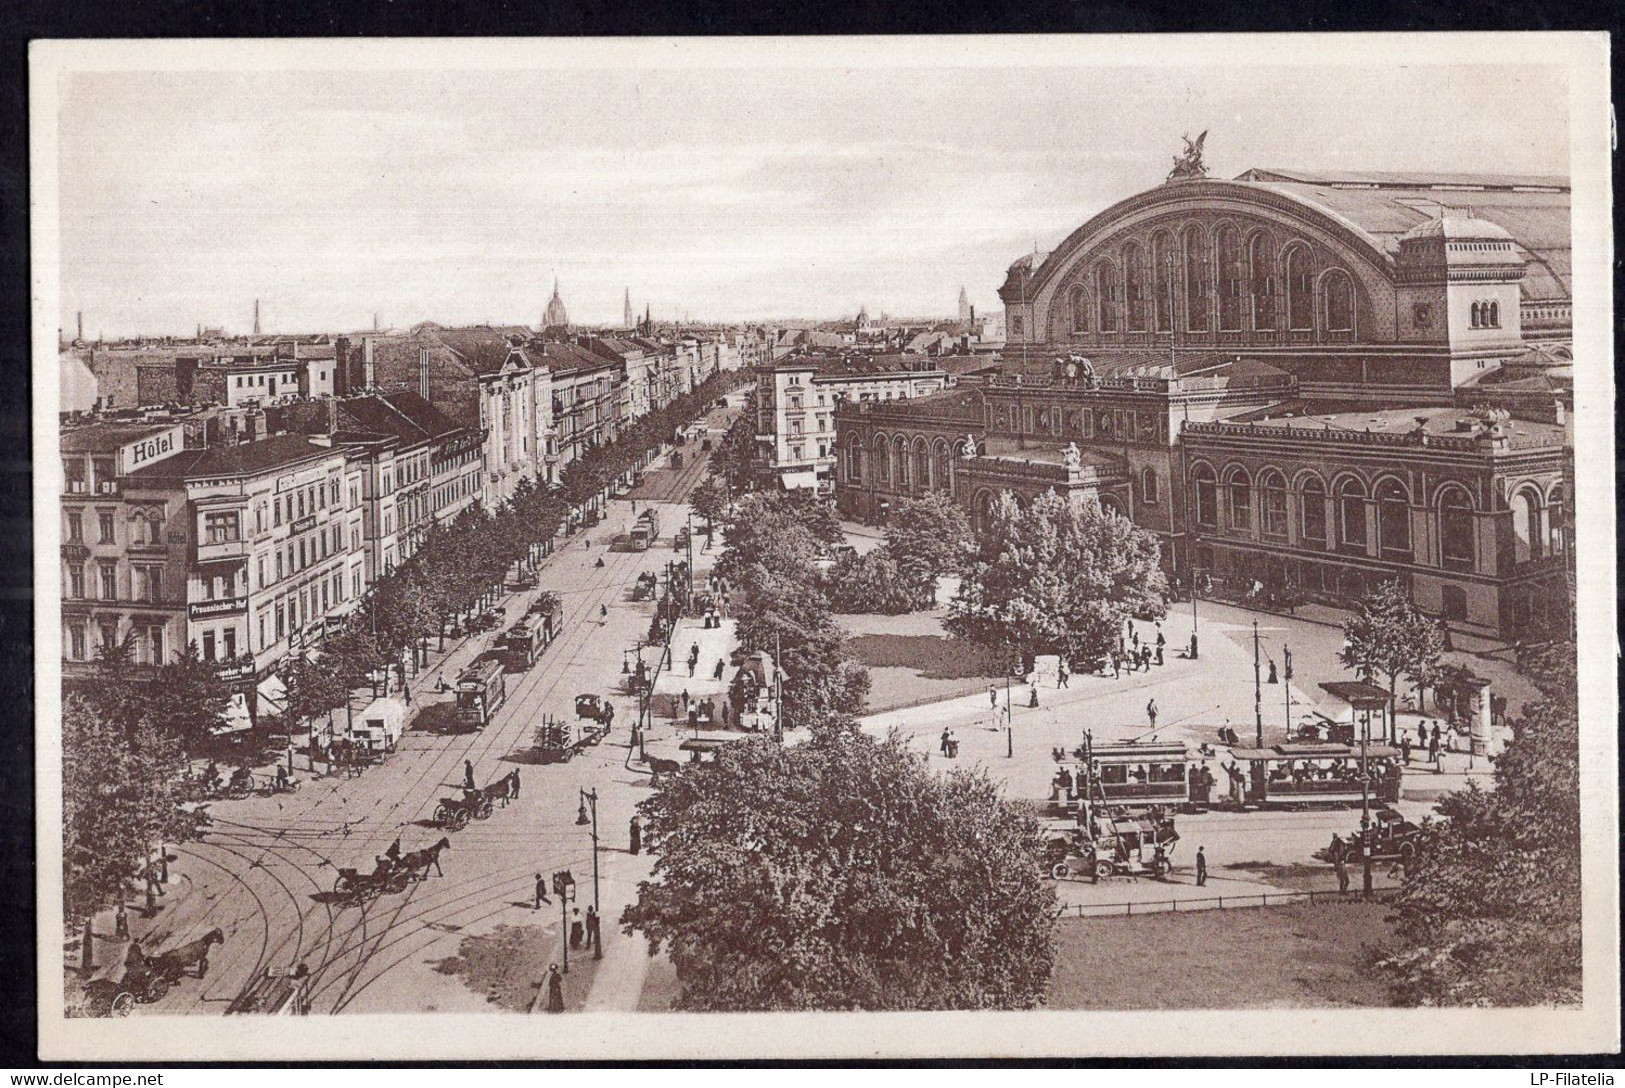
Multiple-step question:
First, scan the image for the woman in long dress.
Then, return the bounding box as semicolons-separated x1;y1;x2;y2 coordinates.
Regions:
546;964;565;1013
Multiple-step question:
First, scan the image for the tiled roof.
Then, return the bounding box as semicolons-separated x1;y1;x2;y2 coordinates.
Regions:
1243;404;1565;443
126;434;336;482
61;421;174;453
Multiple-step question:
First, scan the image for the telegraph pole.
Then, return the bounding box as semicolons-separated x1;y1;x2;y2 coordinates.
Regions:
1253;619;1263;748
1360;708;1374;897
1283;645;1293;734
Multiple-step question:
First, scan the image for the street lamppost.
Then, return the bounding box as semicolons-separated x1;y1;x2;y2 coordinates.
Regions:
551;870;576;973
1359;706;1374;897
1252;619;1263;748
576;788;601;959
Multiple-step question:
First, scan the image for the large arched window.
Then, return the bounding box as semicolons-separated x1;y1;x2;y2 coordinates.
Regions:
1226;467;1253;531
873;436;890;485
1192;463;1218;529
1470;301;1483;329
1488;301;1500;327
1249;231;1277;330
894;435;911;489
1152;232;1175;332
1510;486;1543;563
1438;486;1475;570
1140;467;1159;505
1337;477;1368;550
1071;286;1089;334
1286;245;1315;331
913;438;931;492
1323;269;1355;333
1123;244;1148;331
1183;225;1209;332
844;436;863;482
932;439;953;492
1094;261;1118;333
1546;482;1565;555
1376;478;1411;556
1299;475;1327;542
1259;470;1288;537
1217;225;1244;331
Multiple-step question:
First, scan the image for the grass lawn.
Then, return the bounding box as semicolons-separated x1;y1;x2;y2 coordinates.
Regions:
1047;898;1396;1009
839;607;1004;712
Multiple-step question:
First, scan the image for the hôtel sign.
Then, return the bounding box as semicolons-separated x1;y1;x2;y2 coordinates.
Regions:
117;424;186;475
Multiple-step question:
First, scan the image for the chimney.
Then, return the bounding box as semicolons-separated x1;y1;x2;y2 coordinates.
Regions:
363;336;376;389
77;311;84;341
253;299;261;336
327;396;340;434
373;312;380;333
196;322;202;341
418;347;431;401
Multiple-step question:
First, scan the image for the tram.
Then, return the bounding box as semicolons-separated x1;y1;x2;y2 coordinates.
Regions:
455;655;508;729
630;508;662;551
1226;742;1403;808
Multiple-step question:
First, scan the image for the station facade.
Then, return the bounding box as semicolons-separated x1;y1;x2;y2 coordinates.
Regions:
834;162;1574;640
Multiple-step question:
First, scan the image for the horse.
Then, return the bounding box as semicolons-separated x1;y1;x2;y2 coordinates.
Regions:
646;756;682;784
481;771;519;808
399;837;452;880
151;928;225;979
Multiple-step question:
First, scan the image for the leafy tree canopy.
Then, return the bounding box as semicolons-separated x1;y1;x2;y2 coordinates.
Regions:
947;490;1167;670
622;726;1057;1010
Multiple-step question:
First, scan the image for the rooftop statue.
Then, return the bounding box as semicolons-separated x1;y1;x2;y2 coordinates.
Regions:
961;434;979;459
1166;130;1209;183
1064;442;1083;470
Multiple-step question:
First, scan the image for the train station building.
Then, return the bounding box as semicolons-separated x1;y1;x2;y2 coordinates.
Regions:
834;162;1574;640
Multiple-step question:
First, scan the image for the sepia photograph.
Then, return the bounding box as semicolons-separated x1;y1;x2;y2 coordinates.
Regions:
30;34;1617;1060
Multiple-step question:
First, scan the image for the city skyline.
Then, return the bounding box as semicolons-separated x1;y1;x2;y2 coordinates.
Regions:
56;59;1568;338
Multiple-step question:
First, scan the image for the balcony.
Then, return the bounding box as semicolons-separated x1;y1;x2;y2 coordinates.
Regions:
196;537;247;564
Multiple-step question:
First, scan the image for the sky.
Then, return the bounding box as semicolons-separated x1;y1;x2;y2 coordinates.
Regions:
54;57;1570;337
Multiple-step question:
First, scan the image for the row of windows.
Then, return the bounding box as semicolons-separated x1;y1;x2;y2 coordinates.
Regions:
66;621;166;664
257;521;350;589
65;561;166;602
1071;229;1354;336
1469;300;1502;329
257;568;352;652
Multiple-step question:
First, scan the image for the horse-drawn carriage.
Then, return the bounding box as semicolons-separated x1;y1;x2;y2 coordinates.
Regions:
77;929;225;1015
631;571;658;601
333;836;453;900
432;789;493;831
575;693;617;727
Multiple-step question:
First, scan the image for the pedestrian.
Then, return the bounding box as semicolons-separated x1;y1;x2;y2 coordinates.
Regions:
629;816;642;855
1189;632;1199;660
570;909;584;950
688;708;699;730
1028;685;1039;709
546;964;565;1013
1429;724;1441;766
1418;722;1428;750
1131;627;1139;649
534;873;550;910
1147;699;1159;728
1058;662;1069;688
1155;644;1164;666
512;768;522;799
1334;854;1350;894
1195;845;1208;887
600;604;608;622
989;686;998;709
585;905;602;953
714;659;725;680
1401;735;1412;764
682;689;690;710
720;702;730;726
114;903;130;940
143;877;157;917
1111;652;1121;680
688;658;696;677
463;760;475;790
1156;625;1165;649
940;728;950;756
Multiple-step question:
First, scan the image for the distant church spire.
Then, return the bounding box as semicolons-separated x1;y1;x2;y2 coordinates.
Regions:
624;288;633;329
958;286;971;326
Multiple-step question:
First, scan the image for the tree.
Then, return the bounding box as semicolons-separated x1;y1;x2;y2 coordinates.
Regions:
689;477;729;544
824;549;913;615
1377;660;1579;1005
1340;580;1444;713
734;560;870;728
881;492;972;608
145;641;233;752
947;491;1167;671
622;727;1057;1010
63;695;201;970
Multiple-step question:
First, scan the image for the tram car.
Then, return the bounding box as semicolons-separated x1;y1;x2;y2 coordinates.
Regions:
1226;742;1403;808
1060;741;1198;813
525;592;565;644
454;655;508;729
629;508;662;551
